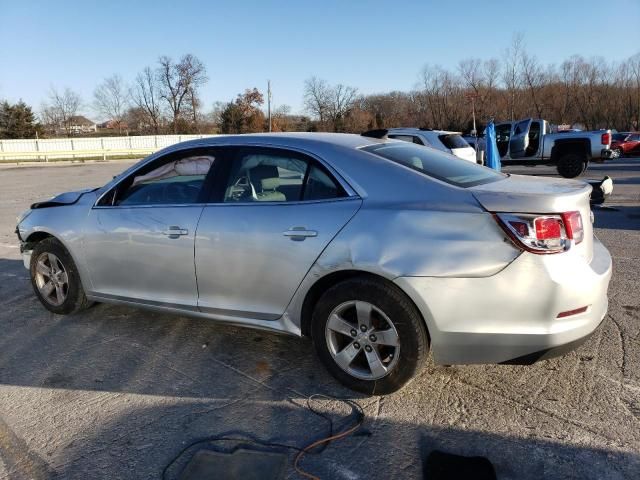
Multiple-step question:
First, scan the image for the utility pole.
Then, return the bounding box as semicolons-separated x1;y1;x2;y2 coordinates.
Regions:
465;92;478;136
267;80;272;132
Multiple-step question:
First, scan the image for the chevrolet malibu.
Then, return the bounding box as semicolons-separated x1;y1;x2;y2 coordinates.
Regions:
15;133;612;394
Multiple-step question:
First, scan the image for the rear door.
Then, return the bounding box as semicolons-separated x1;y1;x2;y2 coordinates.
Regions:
509;118;533;158
195;146;362;320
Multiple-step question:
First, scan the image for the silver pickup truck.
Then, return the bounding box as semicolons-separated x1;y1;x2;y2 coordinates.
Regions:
480;118;613;178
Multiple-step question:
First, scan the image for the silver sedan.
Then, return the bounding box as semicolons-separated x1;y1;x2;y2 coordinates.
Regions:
15;133;612;394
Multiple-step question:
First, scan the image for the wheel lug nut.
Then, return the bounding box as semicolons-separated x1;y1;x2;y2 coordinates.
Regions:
365;345;373;353
369;334;377;342
350;329;357;337
360;324;367;332
353;342;361;349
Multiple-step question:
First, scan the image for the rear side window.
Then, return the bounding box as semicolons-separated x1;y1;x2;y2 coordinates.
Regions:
361;142;505;188
388;134;425;145
304;165;341;200
222;148;346;202
438;134;469;149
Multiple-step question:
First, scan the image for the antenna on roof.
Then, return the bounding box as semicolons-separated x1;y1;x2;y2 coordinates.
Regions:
361;129;388;139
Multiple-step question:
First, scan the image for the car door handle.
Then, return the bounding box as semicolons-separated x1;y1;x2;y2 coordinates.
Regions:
162;226;189;237
283;227;318;240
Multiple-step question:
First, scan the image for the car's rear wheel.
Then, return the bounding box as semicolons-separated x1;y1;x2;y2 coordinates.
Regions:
30;237;91;315
311;277;429;395
557;153;587;178
613;147;623;159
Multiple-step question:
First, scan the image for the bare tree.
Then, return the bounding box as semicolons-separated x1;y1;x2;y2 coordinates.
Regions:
303;77;331;124
327;84;358;131
420;65;465;129
303;77;357;131
502;33;524;121
520;51;545;118
157;54;208;133
42;87;82;137
131;67;162;134
93;74;128;133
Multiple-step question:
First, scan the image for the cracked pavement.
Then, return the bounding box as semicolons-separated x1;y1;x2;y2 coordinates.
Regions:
0;159;638;479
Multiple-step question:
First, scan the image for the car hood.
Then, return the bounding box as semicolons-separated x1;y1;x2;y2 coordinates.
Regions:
31;188;99;209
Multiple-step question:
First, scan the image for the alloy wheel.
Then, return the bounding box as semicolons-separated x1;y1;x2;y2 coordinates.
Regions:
325;300;400;380
34;252;69;306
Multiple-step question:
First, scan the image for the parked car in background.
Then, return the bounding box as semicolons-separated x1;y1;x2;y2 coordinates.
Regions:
16;133;612;394
370;127;478;163
475;119;613;177
611;132;640;158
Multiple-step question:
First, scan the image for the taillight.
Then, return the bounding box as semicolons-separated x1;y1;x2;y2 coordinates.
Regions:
562;211;584;244
494;211;583;254
601;132;610;145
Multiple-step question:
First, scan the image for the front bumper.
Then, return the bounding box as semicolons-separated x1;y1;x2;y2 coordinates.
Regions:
395;236;612;365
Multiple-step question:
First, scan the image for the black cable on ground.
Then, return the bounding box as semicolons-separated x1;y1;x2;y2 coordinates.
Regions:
161;394;365;480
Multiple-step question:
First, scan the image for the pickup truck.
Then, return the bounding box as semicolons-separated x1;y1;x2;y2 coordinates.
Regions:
475;118;613;178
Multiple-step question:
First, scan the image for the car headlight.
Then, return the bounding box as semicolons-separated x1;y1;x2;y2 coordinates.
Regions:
16;209;32;225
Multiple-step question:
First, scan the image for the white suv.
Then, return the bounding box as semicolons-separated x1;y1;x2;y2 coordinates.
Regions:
385;128;477;163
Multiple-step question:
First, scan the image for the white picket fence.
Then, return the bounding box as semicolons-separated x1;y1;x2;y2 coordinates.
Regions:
0;134;216;162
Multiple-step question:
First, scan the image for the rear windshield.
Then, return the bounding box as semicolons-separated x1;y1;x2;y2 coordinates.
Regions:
361;142;505;188
612;133;628;142
438;134;469;149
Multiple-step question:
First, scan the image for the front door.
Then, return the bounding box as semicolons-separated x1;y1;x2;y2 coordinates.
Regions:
82;147;220;308
509;118;533;158
195;146;362;319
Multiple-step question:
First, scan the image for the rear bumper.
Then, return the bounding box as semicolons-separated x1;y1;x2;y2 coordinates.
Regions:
601;148;614;159
395;236;612;365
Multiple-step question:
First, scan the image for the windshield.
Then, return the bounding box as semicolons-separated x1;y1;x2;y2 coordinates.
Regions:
362;142;505;188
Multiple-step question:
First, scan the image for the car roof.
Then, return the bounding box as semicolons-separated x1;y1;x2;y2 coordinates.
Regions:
387;127;462;135
173;132;387;151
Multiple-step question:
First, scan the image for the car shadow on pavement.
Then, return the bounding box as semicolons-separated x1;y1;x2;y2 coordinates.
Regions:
594;205;640;231
1;256;639;479
7;398;639;480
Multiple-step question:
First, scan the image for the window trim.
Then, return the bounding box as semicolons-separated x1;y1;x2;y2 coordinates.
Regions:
209;145;353;206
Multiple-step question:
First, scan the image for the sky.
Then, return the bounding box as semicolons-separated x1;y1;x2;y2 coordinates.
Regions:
1;0;639;121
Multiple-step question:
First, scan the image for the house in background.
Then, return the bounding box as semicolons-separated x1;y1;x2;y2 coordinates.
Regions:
65;116;97;135
97;119;128;131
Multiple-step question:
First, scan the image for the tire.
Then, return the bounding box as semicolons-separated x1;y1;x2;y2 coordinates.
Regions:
614;147;623;159
311;277;429;395
557;153;587;178
30;237;91;315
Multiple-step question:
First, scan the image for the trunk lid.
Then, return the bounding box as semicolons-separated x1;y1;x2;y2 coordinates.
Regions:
470;174;593;261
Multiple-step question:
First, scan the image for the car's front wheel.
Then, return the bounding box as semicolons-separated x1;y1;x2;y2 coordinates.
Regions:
311;277;429;395
30;237;91;315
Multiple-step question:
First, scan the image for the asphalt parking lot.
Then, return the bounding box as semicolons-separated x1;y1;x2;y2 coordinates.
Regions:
0;158;638;480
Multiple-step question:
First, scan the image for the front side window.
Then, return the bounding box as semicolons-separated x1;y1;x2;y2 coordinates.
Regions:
223;149;345;203
513;119;530;136
495;124;511;142
115;151;215;206
362;142;505;188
